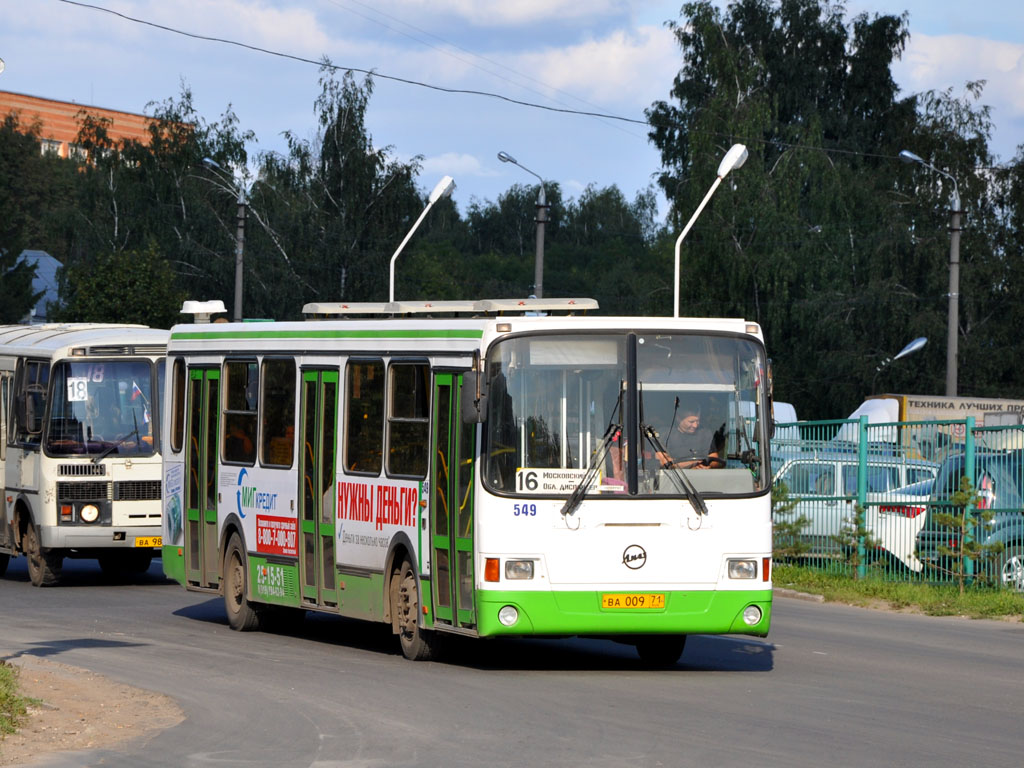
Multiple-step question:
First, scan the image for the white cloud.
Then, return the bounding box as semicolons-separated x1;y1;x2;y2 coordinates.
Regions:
377;0;629;27
421;152;496;178
899;33;1024;112
509;26;679;111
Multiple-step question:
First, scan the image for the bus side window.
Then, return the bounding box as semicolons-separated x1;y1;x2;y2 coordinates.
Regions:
345;360;384;475
260;358;296;468
223;360;257;465
386;362;429;478
14;359;48;445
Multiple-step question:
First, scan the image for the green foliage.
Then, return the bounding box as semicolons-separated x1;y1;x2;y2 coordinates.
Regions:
645;0;1010;418
51;244;186;328
930;477;1004;594
831;502;881;576
771;480;811;559
0;660;38;737
0;113;67;321
774;563;1024;619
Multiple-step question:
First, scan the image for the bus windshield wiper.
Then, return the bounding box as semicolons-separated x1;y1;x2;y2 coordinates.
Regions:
641;423;708;517
560;387;623;518
560;420;622;518
92;411;141;464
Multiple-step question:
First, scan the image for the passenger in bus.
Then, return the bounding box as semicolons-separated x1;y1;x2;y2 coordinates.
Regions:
654;405;725;469
225;417;256;463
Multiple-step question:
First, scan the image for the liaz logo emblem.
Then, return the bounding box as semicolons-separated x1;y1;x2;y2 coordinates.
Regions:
622;544;647;569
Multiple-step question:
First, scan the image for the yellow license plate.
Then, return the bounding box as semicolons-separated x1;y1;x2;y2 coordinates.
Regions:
135;536;162;548
601;593;665;609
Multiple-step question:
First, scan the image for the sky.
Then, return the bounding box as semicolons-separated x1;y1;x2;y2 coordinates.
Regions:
1;0;1022;219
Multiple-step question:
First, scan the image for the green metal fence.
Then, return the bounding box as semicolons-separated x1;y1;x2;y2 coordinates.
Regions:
771;417;1024;590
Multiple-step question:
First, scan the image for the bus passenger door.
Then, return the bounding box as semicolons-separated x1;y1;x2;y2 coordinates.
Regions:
430;373;476;629
185;367;221;589
298;369;339;608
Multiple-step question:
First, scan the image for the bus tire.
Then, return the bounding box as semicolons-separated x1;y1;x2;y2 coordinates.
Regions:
224;533;261;631
393;558;438;661
0;553;8;578
24;519;62;587
635;635;686;667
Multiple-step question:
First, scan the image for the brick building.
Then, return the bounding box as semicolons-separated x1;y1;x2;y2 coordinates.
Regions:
0;89;154;159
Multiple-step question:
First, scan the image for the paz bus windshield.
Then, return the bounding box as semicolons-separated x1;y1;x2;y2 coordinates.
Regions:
483;332;770;497
45;360;158;457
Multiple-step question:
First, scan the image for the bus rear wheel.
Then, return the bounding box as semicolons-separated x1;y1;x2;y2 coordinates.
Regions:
635;635;686;667
224;534;261;631
392;558;438;661
24;519;62;587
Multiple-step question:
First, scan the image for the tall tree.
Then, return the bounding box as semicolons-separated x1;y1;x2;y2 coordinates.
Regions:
646;0;1003;418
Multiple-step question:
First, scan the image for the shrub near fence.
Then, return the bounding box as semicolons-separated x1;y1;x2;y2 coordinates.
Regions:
771;417;1024;591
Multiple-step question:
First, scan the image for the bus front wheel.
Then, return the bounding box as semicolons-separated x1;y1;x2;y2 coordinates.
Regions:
223;534;260;631
392;558;438;661
24;519;62;587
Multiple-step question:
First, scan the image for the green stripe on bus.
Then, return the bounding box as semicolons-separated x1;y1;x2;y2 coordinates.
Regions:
474;588;772;638
171;329;484;341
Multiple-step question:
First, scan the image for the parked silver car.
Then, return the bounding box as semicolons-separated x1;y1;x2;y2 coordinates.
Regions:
773;453;938;569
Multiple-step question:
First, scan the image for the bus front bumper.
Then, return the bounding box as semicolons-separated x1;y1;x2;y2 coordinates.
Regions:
41;525;163;550
473;588;772;638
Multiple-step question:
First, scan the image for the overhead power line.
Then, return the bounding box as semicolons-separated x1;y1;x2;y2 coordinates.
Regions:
58;0;648;126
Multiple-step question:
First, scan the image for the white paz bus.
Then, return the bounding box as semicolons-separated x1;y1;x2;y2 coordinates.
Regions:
161;298;774;663
0;324;168;585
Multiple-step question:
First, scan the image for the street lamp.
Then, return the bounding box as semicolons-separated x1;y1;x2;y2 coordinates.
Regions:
873;336;927;394
497;151;548;299
674;143;748;318
899;149;962;396
202;157;248;322
388;175;455;303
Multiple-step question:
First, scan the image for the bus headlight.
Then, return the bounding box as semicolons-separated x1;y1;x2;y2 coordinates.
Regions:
80;504;100;523
498;605;519;626
727;559;757;579
742;605;763;626
504;560;534;580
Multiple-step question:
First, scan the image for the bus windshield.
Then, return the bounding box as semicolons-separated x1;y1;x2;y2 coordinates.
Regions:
483;332;769;497
45;360;157;457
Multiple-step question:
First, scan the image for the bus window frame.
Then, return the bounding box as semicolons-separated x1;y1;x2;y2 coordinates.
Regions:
222;358;258;466
385;359;431;480
343;358;385;477
259;356;296;470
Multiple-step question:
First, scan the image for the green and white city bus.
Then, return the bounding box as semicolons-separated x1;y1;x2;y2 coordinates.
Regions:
0;324;168;586
161;298;773;663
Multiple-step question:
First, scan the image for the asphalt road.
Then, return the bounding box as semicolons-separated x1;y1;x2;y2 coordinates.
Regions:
1;556;1022;768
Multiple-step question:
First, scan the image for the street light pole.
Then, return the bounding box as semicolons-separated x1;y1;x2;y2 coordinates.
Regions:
674;144;748;318
388;175;455;303
899;150;961;396
202;157;247;322
497;151;547;298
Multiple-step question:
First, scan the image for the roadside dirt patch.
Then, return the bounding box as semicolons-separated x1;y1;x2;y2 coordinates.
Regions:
0;655;183;767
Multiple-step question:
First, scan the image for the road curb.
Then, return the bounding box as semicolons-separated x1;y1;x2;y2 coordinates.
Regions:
774;587;824;603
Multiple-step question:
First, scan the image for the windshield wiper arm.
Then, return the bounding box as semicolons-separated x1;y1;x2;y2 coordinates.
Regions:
92;412;141;464
641;423;708;516
560;421;622;518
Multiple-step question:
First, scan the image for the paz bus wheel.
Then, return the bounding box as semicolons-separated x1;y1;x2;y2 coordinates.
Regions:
635;635;686;667
224;534;261;631
393;558;438;661
24;519;62;587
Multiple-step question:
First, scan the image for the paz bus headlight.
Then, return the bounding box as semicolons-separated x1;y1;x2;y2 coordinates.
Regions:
80;504;100;523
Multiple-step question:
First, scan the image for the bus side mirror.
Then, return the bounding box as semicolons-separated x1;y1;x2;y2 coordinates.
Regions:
461;372;488;424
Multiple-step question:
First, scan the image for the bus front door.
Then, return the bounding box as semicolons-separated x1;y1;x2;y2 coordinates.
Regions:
298;369;339;608
185;368;220;589
430;373;476;629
